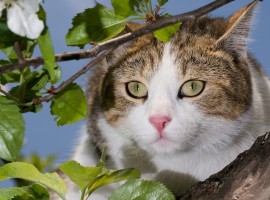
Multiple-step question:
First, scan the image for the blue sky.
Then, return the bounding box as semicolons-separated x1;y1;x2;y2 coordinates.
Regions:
1;0;269;188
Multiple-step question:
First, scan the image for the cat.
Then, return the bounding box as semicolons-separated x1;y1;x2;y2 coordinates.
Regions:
51;0;270;199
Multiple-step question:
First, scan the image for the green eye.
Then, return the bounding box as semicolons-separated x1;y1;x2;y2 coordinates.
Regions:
180;80;205;97
127;81;148;98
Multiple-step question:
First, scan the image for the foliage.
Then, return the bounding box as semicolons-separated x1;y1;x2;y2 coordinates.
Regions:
0;162;67;199
109;179;175;200
0;184;50;200
66;0;180;48
50;83;87;126
0;96;25;161
0;0;182;199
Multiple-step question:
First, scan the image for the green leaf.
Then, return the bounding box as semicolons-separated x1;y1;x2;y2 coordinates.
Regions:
108;179;174;200
0;40;37;60
154;22;182;42
13;184;50;200
23;69;48;91
157;0;168;6
0;187;33;200
50;83;87;126
60;160;102;192
88;168;141;195
66;4;126;48
0;18;27;42
19;40;37;58
0;64;31;85
0;96;25;161
37;28;56;83
10;71;43;101
42;64;62;84
0;162;66;200
112;0;140;19
29;74;49;91
131;0;150;14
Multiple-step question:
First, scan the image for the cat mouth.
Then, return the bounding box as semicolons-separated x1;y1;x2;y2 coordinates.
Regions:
154;137;172;147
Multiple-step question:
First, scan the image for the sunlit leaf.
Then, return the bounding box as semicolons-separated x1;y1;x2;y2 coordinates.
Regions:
154;22;182;42
60;160;102;192
65;4;126;48
12;184;50;200
0;187;33;200
0;162;66;200
108;179;174;200
37;28;56;83
112;0;140;19
88;168;140;196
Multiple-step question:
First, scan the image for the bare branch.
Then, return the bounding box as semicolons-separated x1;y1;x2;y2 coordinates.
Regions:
14;42;24;64
177;132;270;200
0;0;235;75
33;48;116;104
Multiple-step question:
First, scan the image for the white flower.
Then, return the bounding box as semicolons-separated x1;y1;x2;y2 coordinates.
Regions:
0;0;44;39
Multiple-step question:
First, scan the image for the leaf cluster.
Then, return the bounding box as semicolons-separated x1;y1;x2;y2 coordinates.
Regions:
0;7;87;162
0;147;174;200
66;0;181;48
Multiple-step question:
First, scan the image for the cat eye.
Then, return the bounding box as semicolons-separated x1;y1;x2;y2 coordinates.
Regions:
179;80;205;98
126;81;148;98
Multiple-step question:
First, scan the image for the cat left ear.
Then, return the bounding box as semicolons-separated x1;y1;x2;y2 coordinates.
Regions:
215;0;259;59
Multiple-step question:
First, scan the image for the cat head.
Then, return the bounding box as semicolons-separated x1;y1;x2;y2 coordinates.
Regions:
98;1;258;155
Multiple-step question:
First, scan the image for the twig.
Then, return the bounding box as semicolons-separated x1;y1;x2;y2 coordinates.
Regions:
14;42;24;64
0;0;235;75
33;48;116;104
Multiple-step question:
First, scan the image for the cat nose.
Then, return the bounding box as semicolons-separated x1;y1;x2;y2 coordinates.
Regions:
149;116;171;134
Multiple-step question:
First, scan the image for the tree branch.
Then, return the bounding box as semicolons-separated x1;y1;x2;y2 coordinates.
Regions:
0;0;235;75
33;48;116;104
176;132;270;200
14;42;24;64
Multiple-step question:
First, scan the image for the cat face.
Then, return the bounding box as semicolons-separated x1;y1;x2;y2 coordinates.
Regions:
99;32;251;155
98;1;257;155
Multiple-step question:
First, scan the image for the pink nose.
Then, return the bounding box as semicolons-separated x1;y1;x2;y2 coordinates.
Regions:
149;116;171;134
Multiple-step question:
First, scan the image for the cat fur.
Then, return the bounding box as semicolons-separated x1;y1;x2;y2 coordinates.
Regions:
51;0;270;199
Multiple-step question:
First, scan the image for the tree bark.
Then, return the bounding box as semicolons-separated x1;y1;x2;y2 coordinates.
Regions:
176;133;270;200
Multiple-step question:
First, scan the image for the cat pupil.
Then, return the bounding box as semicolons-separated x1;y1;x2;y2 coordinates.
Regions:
191;83;194;90
136;84;139;91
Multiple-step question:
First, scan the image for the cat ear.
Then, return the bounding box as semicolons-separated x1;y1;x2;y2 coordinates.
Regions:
215;0;259;59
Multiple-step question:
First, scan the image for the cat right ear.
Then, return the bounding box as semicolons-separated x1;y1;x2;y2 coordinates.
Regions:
215;0;259;59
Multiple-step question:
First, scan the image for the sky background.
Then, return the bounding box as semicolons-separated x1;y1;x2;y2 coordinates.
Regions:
1;0;269;188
